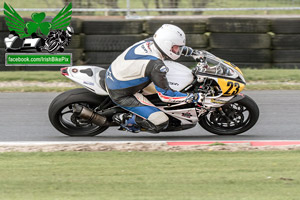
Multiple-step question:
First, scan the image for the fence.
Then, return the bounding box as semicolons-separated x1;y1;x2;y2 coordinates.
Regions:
2;0;300;16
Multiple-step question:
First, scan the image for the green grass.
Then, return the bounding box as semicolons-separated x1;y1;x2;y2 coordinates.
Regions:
0;151;300;200
242;69;300;82
0;86;77;92
0;71;69;82
246;83;300;90
244;69;300;90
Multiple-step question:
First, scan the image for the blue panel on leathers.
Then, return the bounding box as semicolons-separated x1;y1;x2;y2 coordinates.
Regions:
106;67;149;90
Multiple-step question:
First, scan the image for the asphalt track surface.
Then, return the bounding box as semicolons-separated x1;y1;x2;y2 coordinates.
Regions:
0;90;299;142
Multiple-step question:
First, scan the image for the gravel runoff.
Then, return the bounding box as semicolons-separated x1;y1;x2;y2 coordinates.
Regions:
1;142;300;152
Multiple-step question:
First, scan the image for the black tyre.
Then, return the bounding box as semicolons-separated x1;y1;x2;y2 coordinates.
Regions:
84;35;144;52
64;48;83;62
48;88;109;136
0;16;7;30
186;34;208;48
70;18;83;34
210;33;271;49
210;49;271;63
0;49;5;65
83;20;143;34
273;50;300;63
207;17;270;33
0;32;9;48
145;19;206;34
271;18;300;34
199;95;259;135
272;34;300;50
85;51;121;64
67;34;82;49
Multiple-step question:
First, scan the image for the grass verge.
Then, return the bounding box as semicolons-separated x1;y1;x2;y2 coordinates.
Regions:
0;151;299;200
0;71;68;82
0;86;78;92
242;69;300;82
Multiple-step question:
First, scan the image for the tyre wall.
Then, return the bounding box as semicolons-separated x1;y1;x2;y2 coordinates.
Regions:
1;16;300;70
82;19;145;69
271;18;300;68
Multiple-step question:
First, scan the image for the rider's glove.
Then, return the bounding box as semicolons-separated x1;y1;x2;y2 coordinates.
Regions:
181;46;194;56
185;93;205;104
192;50;206;62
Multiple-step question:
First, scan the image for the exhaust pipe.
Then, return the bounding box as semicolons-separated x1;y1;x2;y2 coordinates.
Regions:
73;104;108;126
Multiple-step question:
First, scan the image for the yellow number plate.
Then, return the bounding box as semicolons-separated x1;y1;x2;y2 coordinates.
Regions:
218;79;245;96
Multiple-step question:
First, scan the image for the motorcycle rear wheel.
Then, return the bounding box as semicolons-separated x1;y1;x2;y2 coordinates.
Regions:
198;95;259;135
48;88;109;136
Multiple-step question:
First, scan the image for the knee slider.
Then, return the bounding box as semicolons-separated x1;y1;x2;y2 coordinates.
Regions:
136;116;169;133
154;120;169;133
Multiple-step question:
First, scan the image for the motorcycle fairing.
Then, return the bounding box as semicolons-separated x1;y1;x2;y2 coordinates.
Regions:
158;107;199;126
164;60;194;91
62;66;109;95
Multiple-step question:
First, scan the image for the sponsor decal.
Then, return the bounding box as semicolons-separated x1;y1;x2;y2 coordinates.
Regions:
106;68;114;81
83;81;95;86
182;112;192;118
3;2;74;66
211;99;228;104
159;66;169;73
146;42;151;51
169;81;179;86
141;44;148;53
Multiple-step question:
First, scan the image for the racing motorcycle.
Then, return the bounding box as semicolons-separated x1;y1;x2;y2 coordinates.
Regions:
44;29;71;53
48;51;259;136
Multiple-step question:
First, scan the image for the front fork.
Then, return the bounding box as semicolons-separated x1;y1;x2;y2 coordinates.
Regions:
196;94;239;121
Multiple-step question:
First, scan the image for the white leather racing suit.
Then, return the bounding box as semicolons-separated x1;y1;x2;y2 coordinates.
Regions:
105;38;192;132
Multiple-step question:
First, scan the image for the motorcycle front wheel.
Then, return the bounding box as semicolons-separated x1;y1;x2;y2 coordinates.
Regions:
48;88;109;136
198;95;259;135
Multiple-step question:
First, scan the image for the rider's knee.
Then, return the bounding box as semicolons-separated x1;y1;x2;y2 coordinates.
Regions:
153;120;169;133
148;111;169;133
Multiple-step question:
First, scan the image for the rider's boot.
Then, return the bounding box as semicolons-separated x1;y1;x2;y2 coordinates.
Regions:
112;113;140;133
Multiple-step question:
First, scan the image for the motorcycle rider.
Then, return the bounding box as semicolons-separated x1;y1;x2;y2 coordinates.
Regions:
45;26;74;52
105;24;204;133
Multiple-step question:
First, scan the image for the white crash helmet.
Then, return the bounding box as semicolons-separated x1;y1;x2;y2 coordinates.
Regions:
153;24;186;60
66;26;74;37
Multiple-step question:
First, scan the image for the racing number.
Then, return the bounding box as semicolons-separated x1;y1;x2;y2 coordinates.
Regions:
224;81;240;95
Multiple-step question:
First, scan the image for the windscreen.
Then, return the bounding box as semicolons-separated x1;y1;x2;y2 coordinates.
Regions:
196;51;245;83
